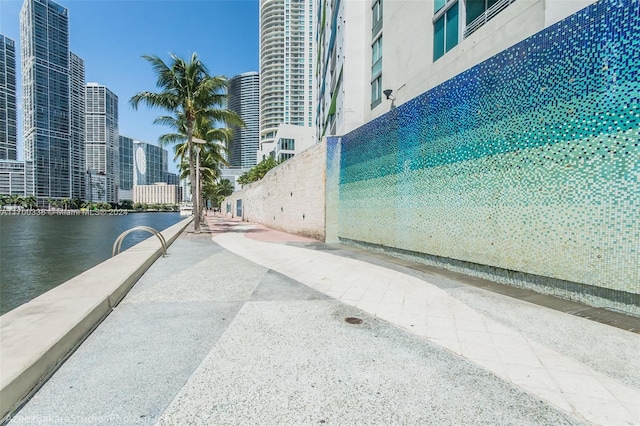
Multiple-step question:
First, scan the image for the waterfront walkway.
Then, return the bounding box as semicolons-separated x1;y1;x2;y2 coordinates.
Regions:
9;216;640;425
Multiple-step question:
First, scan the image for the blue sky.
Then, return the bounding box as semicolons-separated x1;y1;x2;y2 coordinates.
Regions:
0;0;259;173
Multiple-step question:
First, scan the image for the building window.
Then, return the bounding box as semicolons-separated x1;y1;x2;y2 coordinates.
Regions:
464;0;515;37
372;0;383;36
279;153;294;161
280;138;295;150
434;0;448;12
433;1;459;61
370;33;383;108
371;75;382;108
372;36;382;77
466;0;500;24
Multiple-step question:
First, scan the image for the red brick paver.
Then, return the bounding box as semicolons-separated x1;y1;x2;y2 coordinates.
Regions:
204;214;318;244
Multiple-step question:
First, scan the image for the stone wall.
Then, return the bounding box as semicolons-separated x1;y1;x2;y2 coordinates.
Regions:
223;142;326;241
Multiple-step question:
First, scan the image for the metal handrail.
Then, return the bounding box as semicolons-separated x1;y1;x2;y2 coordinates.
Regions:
112;226;167;257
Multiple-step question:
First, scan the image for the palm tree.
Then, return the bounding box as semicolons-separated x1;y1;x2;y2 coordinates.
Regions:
198;141;228;184
164;120;232;179
214;179;234;208
162;117;236;215
202;178;233;211
130;53;241;232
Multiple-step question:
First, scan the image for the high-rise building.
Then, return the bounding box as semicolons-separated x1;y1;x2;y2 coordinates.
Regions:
20;0;85;206
259;0;316;153
0;161;34;196
85;83;118;203
120;136;178;201
164;171;179;186
228;72;260;168
69;52;85;200
132;139;168;186
180;177;191;202
315;1;366;139
133;182;181;205
315;0;596;136
0;35;18;161
118;135;134;201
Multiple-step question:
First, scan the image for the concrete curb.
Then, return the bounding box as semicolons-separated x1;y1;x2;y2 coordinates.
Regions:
0;217;192;423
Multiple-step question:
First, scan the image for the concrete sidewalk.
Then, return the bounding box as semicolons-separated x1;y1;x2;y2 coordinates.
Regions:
8;216;640;425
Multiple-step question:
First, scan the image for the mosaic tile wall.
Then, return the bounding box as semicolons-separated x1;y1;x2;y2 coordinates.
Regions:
329;0;639;313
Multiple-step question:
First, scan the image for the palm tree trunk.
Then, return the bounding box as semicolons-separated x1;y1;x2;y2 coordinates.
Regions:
187;123;200;233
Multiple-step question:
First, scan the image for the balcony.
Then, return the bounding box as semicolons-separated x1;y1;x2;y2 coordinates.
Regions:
464;0;517;38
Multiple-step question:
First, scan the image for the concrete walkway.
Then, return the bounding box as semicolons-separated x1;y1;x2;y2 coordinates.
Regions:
8;216;640;425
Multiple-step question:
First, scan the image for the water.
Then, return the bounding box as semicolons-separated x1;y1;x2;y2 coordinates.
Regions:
0;212;184;315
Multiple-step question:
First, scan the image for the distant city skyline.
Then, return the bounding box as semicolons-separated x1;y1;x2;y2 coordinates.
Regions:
0;0;260;173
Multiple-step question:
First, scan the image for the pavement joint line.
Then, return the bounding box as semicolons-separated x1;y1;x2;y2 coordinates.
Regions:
22;218;640;424
210;215;640;334
207;216;640;425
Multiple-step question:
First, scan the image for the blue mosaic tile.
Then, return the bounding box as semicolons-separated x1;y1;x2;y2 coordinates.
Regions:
331;0;640;312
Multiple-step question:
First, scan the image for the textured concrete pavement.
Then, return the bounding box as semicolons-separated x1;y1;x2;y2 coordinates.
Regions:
8;216;640;425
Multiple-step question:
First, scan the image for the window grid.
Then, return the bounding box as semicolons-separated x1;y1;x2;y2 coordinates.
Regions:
371;0;383;108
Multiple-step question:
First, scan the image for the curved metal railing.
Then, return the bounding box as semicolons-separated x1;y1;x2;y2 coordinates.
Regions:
112;226;167;257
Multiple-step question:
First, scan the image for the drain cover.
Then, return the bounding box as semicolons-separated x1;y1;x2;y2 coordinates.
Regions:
345;317;363;324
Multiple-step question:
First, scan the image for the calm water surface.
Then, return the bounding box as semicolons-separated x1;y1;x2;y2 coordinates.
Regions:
0;212;184;315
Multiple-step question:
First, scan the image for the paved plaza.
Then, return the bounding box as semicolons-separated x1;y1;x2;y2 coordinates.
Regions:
9;216;640;425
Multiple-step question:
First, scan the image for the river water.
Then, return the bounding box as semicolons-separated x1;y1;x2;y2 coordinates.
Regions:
0;212;185;315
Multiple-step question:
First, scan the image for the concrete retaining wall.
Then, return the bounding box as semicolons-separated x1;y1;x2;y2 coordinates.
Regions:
223;142;327;241
0;218;191;422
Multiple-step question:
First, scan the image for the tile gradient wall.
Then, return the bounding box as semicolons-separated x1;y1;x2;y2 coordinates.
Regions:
329;0;639;314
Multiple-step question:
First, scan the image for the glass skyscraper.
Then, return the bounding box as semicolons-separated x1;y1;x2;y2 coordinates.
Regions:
228;72;260;168
85;83;118;203
0;35;18;161
132;139;168;186
20;0;85;205
120;136;178;201
70;52;85;200
118;135;134;199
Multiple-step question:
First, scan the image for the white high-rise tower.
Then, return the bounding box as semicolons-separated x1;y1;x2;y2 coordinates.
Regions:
85;83;119;203
259;0;316;153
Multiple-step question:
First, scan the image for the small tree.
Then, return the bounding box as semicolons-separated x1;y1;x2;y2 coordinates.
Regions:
203;178;234;209
238;157;280;185
24;196;37;209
